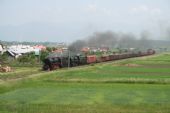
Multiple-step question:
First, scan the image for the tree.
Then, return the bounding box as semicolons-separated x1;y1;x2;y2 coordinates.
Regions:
40;50;49;61
46;47;53;52
0;52;8;64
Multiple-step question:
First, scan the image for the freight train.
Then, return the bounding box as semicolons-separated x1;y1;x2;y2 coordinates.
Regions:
43;49;155;71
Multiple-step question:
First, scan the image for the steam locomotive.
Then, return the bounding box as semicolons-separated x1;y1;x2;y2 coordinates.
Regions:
43;49;155;71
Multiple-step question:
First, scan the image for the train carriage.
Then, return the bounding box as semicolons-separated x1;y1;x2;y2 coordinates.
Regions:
43;49;156;71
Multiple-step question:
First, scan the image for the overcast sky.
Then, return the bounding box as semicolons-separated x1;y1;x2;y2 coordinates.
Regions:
0;0;170;42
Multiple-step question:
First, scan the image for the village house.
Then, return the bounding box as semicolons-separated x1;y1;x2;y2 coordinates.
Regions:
0;44;3;54
7;45;44;58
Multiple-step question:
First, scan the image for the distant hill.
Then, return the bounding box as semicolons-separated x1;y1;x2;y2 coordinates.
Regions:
0;40;67;47
150;40;170;48
0;40;170;49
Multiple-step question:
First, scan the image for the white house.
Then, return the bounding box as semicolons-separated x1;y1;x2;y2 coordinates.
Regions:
0;44;5;54
7;45;40;58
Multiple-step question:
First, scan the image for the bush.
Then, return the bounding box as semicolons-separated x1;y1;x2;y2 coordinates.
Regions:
18;52;37;65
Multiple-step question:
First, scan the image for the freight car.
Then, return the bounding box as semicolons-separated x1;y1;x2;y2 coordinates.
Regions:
43;49;155;71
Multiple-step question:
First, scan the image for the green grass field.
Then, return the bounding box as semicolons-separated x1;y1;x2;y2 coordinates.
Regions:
0;53;170;113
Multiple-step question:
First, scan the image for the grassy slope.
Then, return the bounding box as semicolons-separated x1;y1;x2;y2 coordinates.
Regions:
0;53;170;113
0;67;41;81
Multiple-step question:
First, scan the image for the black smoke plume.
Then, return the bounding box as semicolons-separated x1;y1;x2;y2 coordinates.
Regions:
68;31;153;52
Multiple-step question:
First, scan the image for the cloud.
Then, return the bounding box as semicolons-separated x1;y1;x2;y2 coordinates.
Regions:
151;8;161;15
130;5;161;15
86;4;98;13
85;4;112;16
102;8;112;15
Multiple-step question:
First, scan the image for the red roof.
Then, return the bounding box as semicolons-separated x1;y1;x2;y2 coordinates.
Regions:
81;47;90;52
33;45;46;50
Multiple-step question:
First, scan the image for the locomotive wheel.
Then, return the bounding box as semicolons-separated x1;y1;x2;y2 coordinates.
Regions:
52;65;60;70
43;65;50;71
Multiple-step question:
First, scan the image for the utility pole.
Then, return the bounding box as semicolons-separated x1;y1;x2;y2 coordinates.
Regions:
39;50;41;64
61;52;63;68
68;50;70;69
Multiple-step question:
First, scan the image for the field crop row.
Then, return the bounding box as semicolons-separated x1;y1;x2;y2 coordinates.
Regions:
0;53;170;113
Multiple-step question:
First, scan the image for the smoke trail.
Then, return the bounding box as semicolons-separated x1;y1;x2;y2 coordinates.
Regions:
68;31;153;52
68;40;87;52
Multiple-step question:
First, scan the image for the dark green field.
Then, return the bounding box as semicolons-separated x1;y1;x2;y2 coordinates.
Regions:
0;53;170;113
